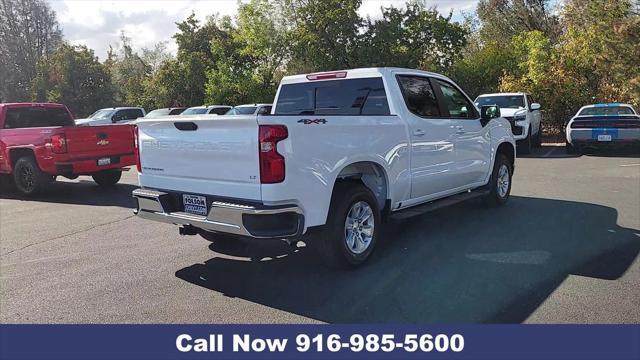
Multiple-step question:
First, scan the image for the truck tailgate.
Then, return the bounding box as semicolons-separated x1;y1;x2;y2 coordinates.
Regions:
136;116;261;200
65;124;135;159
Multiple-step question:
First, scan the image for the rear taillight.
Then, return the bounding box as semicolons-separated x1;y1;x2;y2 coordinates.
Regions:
259;125;288;183
134;125;141;172
50;134;67;153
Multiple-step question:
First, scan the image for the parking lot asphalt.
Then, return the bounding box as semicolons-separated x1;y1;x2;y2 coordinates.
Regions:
1;146;639;324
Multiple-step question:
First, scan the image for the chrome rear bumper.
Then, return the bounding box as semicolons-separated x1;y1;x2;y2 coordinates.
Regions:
132;188;304;239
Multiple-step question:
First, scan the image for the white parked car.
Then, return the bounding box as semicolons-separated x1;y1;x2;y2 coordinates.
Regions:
133;68;515;267
180;105;232;116
565;103;640;153
475;93;542;154
225;104;272;115
75;107;145;126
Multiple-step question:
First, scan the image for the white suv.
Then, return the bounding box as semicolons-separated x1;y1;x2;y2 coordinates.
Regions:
475;93;542;154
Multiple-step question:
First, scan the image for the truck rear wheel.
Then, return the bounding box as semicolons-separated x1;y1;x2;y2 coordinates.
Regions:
92;170;122;186
13;157;52;195
484;154;512;207
312;182;381;268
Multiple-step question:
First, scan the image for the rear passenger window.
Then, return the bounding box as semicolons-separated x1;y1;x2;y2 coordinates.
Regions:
396;75;440;117
434;80;476;119
275;78;390;116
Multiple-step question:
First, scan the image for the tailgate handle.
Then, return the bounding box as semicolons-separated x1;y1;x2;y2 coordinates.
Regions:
174;122;198;131
97;132;108;139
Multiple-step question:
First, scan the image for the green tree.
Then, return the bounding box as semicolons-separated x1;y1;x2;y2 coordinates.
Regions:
286;0;363;72
161;14;226;107
205;0;289;105
449;40;517;99
0;0;62;101
476;0;561;43
31;44;114;117
141;41;172;73
559;0;640;107
108;32;151;107
360;2;468;72
498;31;582;127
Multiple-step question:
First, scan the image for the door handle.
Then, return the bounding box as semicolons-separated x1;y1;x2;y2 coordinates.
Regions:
413;129;425;137
454;126;465;134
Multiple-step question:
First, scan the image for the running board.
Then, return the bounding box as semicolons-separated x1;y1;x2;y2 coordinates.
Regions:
389;188;490;221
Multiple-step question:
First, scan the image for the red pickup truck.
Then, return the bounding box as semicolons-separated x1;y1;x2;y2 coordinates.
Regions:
0;103;136;195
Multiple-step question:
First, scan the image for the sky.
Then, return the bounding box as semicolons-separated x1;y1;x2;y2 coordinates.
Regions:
49;0;479;60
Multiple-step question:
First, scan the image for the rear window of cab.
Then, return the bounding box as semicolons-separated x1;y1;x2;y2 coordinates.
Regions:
274;77;390;116
4;107;74;129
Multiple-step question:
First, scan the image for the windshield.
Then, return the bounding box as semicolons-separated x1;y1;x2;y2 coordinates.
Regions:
579;106;635;116
145;109;170;117
181;107;208;115
89;109;114;118
226;106;257;115
475;95;525;109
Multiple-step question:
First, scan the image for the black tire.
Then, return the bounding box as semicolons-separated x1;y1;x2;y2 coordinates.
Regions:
92;170;122;186
484;154;512;207
13;156;52;195
517;128;532;155
311;182;381;268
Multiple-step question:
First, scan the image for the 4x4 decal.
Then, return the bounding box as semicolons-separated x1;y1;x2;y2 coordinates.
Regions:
297;118;327;125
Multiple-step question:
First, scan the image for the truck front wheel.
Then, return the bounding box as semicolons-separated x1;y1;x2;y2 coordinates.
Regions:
13;157;52;195
312;182;381;268
484;154;512;207
92;170;122;186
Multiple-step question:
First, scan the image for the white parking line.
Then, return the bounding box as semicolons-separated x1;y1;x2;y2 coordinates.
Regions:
619;163;640;167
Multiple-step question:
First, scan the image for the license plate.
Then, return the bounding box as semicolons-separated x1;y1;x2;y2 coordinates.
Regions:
97;158;111;166
183;194;208;216
597;134;612;142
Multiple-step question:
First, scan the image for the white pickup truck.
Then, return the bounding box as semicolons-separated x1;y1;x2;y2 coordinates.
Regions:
133;68;516;267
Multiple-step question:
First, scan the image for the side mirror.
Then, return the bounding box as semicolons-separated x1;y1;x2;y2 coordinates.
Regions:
480;105;501;126
531;103;541;111
111;115;121;123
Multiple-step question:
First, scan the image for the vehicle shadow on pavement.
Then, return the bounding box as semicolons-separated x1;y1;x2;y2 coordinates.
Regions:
175;196;640;323
0;179;136;208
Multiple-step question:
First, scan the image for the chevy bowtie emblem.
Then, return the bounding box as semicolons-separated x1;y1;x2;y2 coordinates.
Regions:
97;139;110;146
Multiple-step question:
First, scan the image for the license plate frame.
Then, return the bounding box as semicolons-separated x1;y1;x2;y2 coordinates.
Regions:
183;194;208;216
97;157;111;166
